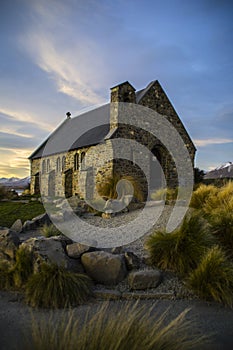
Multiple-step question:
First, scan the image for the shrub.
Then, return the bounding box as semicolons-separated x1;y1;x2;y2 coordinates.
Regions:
0;261;14;290
25;263;92;308
145;212;214;275
187;246;233;307
202;182;233;257
97;173;144;202
41;224;61;237
0;185;11;200
25;302;208;350
150;187;177;201
190;184;217;209
13;247;33;288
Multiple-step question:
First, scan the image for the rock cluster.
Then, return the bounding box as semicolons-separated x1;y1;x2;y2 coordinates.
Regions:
0;221;162;290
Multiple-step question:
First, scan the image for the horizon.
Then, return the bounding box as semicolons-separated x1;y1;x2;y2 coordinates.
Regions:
1;0;233;177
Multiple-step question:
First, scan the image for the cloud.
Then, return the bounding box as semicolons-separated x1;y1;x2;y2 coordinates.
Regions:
194;138;233;147
0;108;53;132
20;2;107;106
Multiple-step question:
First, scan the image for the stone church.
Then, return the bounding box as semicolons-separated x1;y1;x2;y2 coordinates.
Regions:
29;80;196;200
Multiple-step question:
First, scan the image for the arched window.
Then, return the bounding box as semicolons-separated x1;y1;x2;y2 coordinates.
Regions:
42;160;46;174
47;159;50;173
56;157;61;172
74;153;79;171
80;152;85;170
62;156;66;171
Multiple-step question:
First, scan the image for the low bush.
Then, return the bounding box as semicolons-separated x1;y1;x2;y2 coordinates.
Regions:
187;246;233;307
25;263;92;308
97;173;144;202
150;187;177;202
145;212;214;275
190;184;217;209
25;302;208;350
41;224;61;238
202;182;233;257
0;261;14;290
13;247;33;288
0;247;33;290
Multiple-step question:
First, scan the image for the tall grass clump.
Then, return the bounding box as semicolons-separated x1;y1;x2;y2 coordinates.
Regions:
0;247;33;290
150;187;177;202
25;263;92;308
190;184;217;209
97;173;144;202
0;261;14;290
187;246;233;307
202;182;233;257
25;302;208;350
145;213;214;275
13;247;33;288
41;224;61;238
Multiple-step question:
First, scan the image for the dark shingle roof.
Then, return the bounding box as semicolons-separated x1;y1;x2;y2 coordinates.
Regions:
29;104;111;159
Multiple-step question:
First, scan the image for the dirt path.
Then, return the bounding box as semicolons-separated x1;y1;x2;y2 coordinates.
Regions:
0;291;233;350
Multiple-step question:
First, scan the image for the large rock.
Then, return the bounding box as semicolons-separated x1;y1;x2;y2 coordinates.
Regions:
10;219;23;234
66;242;91;259
81;251;127;285
22;213;51;232
21;237;69;272
128;269;162;290
0;228;20;260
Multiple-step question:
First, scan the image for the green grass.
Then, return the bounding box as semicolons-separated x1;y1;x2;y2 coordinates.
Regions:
145;212;214;275
190;184;218;209
0;201;45;227
25;263;93;308
25;302;208;350
187;246;233;307
41;224;61;237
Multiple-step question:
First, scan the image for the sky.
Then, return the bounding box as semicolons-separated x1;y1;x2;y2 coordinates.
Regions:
0;0;232;178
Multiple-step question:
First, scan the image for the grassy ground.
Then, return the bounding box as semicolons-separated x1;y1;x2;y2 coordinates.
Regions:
0;201;45;227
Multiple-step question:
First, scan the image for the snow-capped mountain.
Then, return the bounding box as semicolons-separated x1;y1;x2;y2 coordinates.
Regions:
0;176;30;188
205;162;233;179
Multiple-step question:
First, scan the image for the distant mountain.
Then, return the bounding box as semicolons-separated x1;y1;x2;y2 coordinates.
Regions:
0;176;30;189
204;162;233;179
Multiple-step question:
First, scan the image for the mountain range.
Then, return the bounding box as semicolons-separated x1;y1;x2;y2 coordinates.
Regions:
0;176;31;189
205;162;233;179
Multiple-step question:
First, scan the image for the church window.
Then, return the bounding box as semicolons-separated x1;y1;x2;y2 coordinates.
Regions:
74;153;79;171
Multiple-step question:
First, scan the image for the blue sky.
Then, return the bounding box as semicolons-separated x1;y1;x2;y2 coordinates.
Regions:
0;0;232;177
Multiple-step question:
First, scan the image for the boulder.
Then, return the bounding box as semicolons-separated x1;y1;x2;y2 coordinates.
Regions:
22;220;37;232
124;251;141;271
21;237;69;272
0;228;20;260
10;219;23;234
81;251;127;285
22;213;51;232
128;269;162;290
66;242;91;259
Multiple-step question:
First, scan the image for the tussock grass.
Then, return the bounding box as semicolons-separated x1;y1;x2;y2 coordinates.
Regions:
25;302;208;350
0;261;14;290
150;187;177;201
145;212;214;275
41;224;61;237
187;246;233;307
25;263;92;308
190;184;218;209
13;247;33;288
202;182;233;257
0;247;33;290
97;173;144;202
